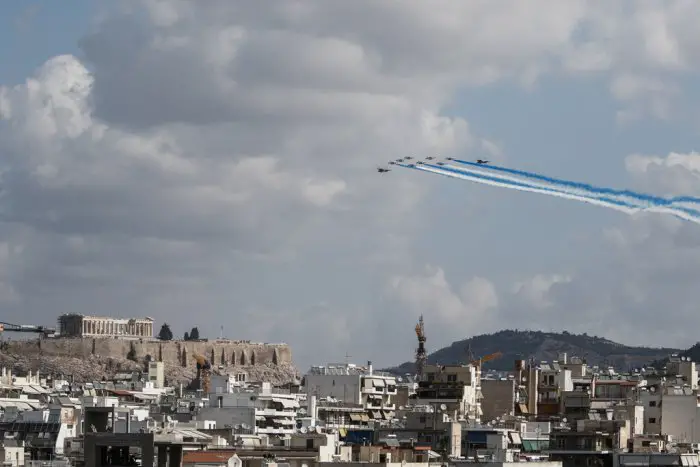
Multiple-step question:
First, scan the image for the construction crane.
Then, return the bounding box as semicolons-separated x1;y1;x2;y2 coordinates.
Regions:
0;322;56;339
192;353;212;394
471;351;503;368
414;315;427;379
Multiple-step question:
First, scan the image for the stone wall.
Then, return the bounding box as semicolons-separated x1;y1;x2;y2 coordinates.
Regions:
8;338;293;369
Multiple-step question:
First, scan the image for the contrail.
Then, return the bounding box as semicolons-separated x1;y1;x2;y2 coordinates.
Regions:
396;161;700;224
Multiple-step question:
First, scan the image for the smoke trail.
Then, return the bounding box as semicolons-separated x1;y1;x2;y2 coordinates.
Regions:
433;161;700;220
408;163;640;214
399;162;700;224
450;158;700;206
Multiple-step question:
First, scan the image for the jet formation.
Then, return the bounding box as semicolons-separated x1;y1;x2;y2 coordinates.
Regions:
376;157;489;172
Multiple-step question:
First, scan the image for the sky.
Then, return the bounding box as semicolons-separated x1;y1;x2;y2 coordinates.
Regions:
1;0;700;370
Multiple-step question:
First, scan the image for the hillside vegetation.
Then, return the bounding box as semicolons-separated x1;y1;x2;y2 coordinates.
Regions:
386;330;681;374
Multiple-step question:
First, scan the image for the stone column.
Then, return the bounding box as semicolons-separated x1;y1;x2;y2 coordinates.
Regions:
82;319;86;336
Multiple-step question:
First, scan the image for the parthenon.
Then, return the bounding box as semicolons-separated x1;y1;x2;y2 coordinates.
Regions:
58;314;154;338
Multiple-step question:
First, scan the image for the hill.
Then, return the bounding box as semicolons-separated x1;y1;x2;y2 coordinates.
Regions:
386;330;681;374
650;342;700;369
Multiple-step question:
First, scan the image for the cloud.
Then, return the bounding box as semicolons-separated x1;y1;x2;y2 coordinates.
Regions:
626;151;700;196
388;266;498;326
4;0;700;370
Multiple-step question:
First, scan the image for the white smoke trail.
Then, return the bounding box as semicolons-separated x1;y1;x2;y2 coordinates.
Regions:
414;164;641;215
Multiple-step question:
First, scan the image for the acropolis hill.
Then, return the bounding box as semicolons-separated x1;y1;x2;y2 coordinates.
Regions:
0;338;299;385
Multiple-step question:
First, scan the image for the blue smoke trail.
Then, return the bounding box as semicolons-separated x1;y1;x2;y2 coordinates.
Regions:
451;158;700;206
395;161;700;224
417;162;640;210
442;160;700;219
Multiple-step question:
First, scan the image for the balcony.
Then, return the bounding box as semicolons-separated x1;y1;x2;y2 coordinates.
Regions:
362;386;384;394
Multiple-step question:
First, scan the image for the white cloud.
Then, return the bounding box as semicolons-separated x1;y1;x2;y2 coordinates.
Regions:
512;274;573;311
626;151;700;195
387;266;499;341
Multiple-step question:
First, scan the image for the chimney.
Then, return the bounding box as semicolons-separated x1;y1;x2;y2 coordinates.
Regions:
368;361;373;376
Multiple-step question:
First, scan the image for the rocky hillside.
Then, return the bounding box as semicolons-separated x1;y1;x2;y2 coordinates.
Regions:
386;330;681;373
0;339;300;386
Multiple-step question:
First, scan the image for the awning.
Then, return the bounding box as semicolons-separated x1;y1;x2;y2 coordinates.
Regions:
372;379;386;387
360;414;370;422
255;415;265;421
349;413;362;421
273;398;299;409
509;432;522;445
273;418;294;424
517;403;529;414
372;410;382;419
382;411;395;419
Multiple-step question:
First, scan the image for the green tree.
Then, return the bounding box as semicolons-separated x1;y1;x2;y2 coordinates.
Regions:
189;327;200;340
184;331;190;341
158;323;173;341
127;342;137;361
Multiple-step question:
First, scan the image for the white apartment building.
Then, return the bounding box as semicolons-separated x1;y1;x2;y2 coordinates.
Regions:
640;357;700;442
207;383;300;435
305;361;397;423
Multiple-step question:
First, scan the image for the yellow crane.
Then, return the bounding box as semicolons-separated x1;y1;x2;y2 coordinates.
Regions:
192;352;212;394
471;351;503;368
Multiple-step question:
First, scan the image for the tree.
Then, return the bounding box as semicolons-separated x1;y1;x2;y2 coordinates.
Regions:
127;342;137;361
184;331;190;341
189;327;200;340
158;323;173;341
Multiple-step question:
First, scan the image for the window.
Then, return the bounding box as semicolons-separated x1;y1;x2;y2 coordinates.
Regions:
447;374;457;382
419;416;427;424
649;417;657;424
649;401;656;407
306;439;314;449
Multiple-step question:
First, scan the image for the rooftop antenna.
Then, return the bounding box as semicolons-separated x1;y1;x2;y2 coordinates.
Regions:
220;325;224;339
415;315;427;380
344;352;352;365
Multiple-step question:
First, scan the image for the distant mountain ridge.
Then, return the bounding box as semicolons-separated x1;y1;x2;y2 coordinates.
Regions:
385;330;681;374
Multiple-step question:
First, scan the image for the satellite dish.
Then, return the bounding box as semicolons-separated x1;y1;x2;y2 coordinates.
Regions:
300;426;308;433
234;424;242;430
399;406;405;411
397;376;403;382
440;404;447;411
562;417;567;423
241;423;250;430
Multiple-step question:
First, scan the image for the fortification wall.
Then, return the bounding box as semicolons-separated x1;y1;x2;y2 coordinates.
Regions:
8;338;293;369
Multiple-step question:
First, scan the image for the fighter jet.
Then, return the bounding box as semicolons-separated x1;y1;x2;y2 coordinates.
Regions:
377;167;391;173
425;156;435;160
436;162;446;166
388;161;396;165
476;159;490;164
404;156;413;160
